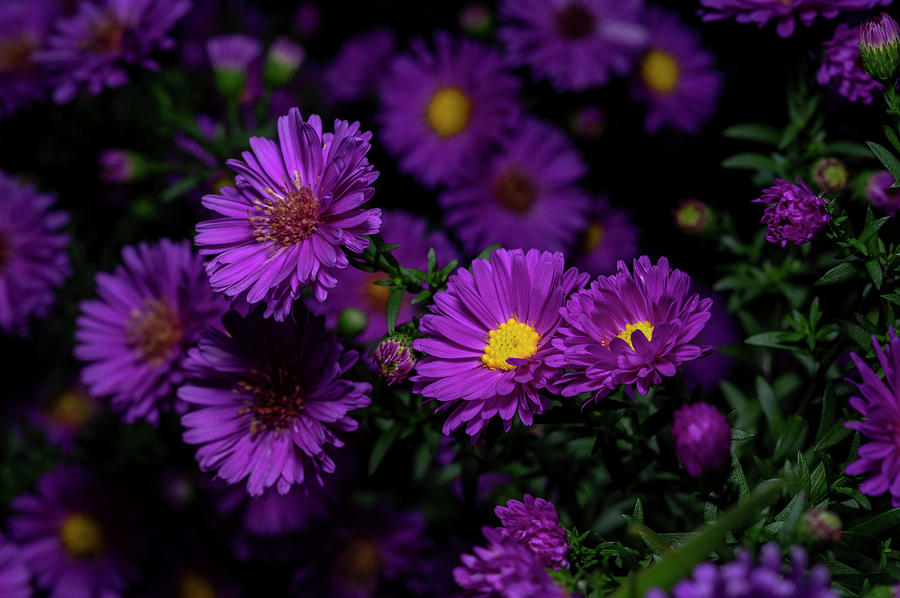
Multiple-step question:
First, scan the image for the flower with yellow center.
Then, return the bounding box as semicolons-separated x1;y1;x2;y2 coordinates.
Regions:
583;222;605;252
46;390;93;428
482;318;541;370
178;572;218;598
59;512;104;558
616;320;654;350
337;538;381;589
641;49;680;94
425;86;472;137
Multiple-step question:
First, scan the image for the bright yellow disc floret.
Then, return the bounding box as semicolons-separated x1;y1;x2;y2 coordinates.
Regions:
482;318;541;370
425;86;472;138
617;320;655;350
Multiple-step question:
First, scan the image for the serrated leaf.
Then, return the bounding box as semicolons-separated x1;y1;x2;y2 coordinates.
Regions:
815;262;856;286
810;463;828;504
866;141;900;183
840;319;873;349
756;376;783;438
723;123;781;145
729;451;751;501
385;287;404;334
865;260;883;289
721;153;778;171
632;499;644;524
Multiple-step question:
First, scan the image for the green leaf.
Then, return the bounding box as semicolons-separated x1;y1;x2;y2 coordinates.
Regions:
475;244;501;260
809;463;828;504
756;376;783;438
815;262;856;286
409;289;431;306
426;247;436;274
865;260;884;289
866;141;900;183
632;499;644;524
385;287;404;334
745;331;794;350
721;153;778;171
815;422;852;451
723;123;781;145
850;508;900;536
826;140;879;158
840;319;873;349
882;293;900;307
729;451;751;501
884;125;900;154
368;425;401;475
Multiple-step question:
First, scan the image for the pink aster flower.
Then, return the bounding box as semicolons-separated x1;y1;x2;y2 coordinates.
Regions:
753;178;830;248
495;494;569;570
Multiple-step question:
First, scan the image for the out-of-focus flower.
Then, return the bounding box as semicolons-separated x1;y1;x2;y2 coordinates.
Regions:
0;0;59;117
495;495;569;570
698;0;890;38
207;33;261;97
575;196;639;275
818;24;881;104
460;3;493;35
859;12;900;83
75;239;226;425
413;248;588;437
753;178;830;248
811;157;849;191
99;149;145;183
206;477;330;537
631;8;722;135
800;509;843;547
378;32;520;188
0;170;70;335
551;256;713;402
195;107;381;320
264;36;305;87
324;29;396;103
293;2;322;38
440;118;590;253
179;307;371;497
647;543;838;598
864;170;900;214
499;0;646;91
845;329;900;507
673;198;713;234
28;386;97;453
0;534;29;598
570;106;607;139
35;0;191;104
373;335;417;385
681;289;738;393
671;402;731;477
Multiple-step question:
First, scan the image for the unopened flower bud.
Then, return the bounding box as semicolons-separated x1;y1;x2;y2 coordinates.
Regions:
671;402;731;477
811;157;848;192
571;106;606;140
264;37;305;87
373;335;417;385
859;13;900;83
460;3;492;35
338;307;368;338
99;149;144;183
207;34;262;98
799;508;842;547
673;198;712;234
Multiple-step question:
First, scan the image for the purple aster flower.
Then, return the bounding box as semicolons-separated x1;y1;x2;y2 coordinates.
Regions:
207;33;260;71
74;239;226;425
206;477;330;536
35;0;191;104
325;28;396;103
264;36;305;87
495;495;569;570
844;329;900;506
412;248;589;436
178;306;371;497
307;210;456;344
0;0;59;118
99;148;143;183
378;32;521;188
681;290;738;393
373;335;417;385
753;178;830;248
645;543;838;598
575;196;640;275
550;256;714;401
454;527;567;598
27;386;98;453
670;402;731;477
440;118;591;253
631;8;722;135
865;170;900;214
698;0;890;38
0;534;30;598
195;107;381;320
0;171;70;335
817;23;881;104
499;0;646;91
9;466;144;598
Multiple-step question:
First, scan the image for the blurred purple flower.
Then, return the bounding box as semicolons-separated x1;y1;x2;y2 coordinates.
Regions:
671;402;732;477
0;534;29;598
865;170;900;214
0;0;59;117
325;28;396;103
575;196;639;275
698;0;890;38
817;23;881;104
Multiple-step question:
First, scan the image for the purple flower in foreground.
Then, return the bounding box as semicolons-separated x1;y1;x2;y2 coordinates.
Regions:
645;543;838;598
195;107;381;320
35;0;191;104
671;402;731;477
440;118;590;253
0;0;59;117
0;171;70;335
753;179;830;248
698;0;890;38
0;534;30;598
325;28;396;103
179;307;371;497
865;170;900;214
454;527;567;598
575;196;640;275
10;466;144;598
817;24;881;104
499;0;646;91
412;248;588;436
75;239;226;425
845;329;900;506
378;32;521;188
551;256;713;402
495;495;569;570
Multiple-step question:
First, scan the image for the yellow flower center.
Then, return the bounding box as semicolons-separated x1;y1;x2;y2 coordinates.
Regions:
493;167;537;214
178;573;217;598
126;298;184;367
617;321;654;350
583;222;605;251
0;35;36;73
337;538;380;589
482;318;540;370
425;86;472;138
641;50;680;94
60;513;104;558
47;390;93;428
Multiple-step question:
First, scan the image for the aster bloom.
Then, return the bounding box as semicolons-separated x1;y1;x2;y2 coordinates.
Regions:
670;402;731;477
99;148;143;183
412;248;589;436
28;386;97;453
495;495;569;570
0;171;70;335
0;534;30;598
325;28;396;103
207;478;330;536
178;306;371;497
698;0;890;38
499;0;646;91
307;210;456;344
865;170;900;214
207;33;260;96
196;108;380;320
9;466;143;598
373;335;417;385
454;527;567;598
811;157;849;191
858;12;900;82
645;543;838;598
0;0;59;117
753;179;830;248
550;256;714;401
844;329;900;506
378;32;521;188
631;8;722;135
35;0;191;104
575;196;640;275
440;118;591;253
817;24;881;104
75;239;226;425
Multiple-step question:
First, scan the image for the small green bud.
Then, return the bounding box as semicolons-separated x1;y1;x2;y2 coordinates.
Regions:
859;13;900;84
